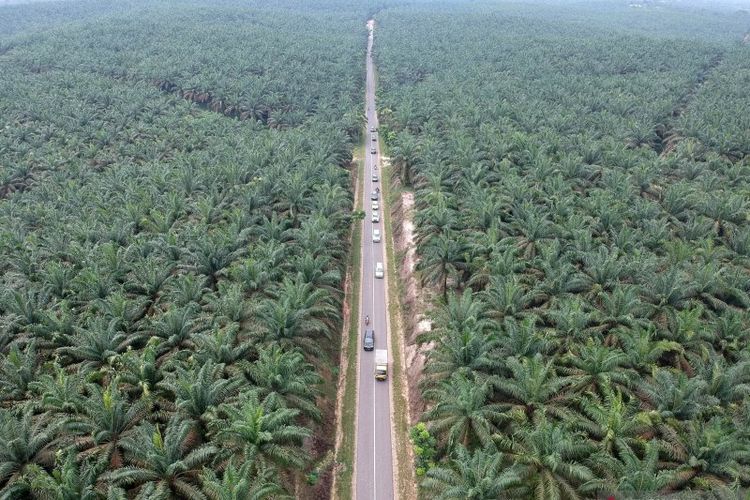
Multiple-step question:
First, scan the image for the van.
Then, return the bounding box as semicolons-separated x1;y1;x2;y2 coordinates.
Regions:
363;329;374;351
375;262;384;278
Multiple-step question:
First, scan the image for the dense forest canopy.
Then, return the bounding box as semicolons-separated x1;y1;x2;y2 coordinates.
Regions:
0;0;367;497
375;1;750;498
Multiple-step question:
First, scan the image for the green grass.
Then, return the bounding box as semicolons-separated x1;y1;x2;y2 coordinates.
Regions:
334;141;364;500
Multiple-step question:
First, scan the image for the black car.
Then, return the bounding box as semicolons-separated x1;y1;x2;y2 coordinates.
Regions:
363;329;375;351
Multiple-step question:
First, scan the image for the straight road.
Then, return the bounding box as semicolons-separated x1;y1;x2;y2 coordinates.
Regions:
354;19;395;500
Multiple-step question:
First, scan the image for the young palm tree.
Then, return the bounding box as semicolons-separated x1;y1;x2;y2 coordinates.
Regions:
104;416;217;499
421;446;521;499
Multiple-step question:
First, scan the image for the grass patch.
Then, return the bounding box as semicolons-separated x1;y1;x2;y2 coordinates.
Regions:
334;140;364;500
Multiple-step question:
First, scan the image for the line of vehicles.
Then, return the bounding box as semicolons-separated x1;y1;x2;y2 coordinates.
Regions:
366;124;387;381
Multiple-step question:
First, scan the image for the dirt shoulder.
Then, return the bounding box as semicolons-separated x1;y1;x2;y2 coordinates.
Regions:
391;187;431;422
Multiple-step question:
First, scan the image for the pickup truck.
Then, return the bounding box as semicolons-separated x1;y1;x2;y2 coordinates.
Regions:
375;349;387;380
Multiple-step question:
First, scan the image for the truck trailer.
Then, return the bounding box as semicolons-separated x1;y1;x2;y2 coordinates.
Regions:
375;349;388;380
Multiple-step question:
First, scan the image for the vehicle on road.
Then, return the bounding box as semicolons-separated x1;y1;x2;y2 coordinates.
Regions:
371;190;378;201
372;201;379;210
372;228;381;242
371;136;376;141
375;262;384;278
363;329;374;351
370;126;376;132
375;349;387;380
371;210;379;223
372;173;379;182
370;147;376;154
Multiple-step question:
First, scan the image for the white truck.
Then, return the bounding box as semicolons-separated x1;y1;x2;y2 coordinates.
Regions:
375;349;388;380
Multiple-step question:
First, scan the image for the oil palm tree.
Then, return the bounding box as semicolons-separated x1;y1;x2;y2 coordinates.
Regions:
667;417;750;489
496;418;598;500
560;341;633;397
244;346;322;421
417;232;470;299
7;451;105;500
574;384;651;458
254;278;337;356
162;360;243;437
65;382;150;468
201;459;289;500
493;354;577;422
104;416;217;499
423;372;505;450
0;407;57;486
421;446;521;499
0;341;37;404
592;440;681;497
211;391;310;473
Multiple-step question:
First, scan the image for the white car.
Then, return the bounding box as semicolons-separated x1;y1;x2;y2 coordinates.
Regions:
370;126;376;132
375;262;384;278
372;201;379;211
372;173;379;182
370;147;376;155
372;229;381;242
371;210;380;223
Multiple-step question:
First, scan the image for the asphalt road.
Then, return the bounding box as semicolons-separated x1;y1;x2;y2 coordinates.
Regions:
355;19;395;500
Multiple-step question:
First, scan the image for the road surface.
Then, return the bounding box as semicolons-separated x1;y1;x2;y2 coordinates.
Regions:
355;19;395;500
